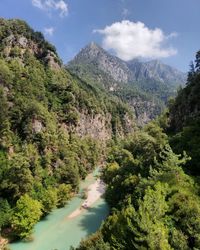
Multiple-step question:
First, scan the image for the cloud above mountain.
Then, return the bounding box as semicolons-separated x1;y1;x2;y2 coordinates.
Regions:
94;20;177;61
32;0;68;17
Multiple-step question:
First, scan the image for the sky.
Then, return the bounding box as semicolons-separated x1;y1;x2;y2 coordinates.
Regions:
0;0;200;72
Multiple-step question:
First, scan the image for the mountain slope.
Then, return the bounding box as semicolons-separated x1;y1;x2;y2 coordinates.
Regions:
67;42;186;125
168;50;200;175
127;59;186;86
0;18;135;241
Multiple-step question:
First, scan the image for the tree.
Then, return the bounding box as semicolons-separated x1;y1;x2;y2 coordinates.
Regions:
168;191;200;249
1;153;34;200
102;183;171;250
0;199;11;234
11;194;42;238
0;87;9;141
195;50;200;72
39;187;58;214
74;232;111;250
187;61;195;83
57;184;72;207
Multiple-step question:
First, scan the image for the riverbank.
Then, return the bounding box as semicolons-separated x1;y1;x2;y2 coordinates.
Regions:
9;168;109;250
68;179;105;218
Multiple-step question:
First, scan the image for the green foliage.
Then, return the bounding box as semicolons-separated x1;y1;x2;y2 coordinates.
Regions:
40;187;58;214
168;50;200;176
97;123;200;249
102;183;171;250
1;153;34;201
56;184;72;207
75;51;200;249
0;199;12;232
74;232;111;250
11;194;42;238
170;119;200;175
0;18;128;242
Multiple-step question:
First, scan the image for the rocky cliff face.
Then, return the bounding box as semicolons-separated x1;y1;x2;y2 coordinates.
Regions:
128;97;161;126
70;42;132;83
0;18;61;70
74;112;113;140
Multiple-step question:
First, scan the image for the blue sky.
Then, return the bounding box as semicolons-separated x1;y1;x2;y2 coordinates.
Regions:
0;0;199;72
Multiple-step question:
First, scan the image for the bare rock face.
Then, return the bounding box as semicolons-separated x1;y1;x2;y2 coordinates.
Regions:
75;113;112;140
46;51;61;70
18;36;28;48
3;34;61;70
62;111;134;141
128;97;162;126
32;119;43;133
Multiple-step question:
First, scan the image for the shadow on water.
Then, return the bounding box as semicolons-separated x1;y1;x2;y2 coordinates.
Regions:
78;202;109;235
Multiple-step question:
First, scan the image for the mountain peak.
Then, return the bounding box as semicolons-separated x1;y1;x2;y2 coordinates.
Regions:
82;41;104;54
86;41;101;50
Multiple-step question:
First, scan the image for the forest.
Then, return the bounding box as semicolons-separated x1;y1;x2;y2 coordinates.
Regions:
0;19;133;243
0;18;200;250
75;51;200;250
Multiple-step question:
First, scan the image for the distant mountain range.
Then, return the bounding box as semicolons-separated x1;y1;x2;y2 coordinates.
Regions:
67;42;186;125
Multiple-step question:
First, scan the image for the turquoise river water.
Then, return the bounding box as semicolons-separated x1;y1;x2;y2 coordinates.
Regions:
9;169;109;250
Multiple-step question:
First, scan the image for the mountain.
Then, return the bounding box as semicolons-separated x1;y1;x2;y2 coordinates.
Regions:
69;42;131;82
127;58;186;86
67;42;186;125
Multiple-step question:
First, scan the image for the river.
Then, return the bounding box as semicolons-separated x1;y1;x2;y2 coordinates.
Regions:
9;168;109;250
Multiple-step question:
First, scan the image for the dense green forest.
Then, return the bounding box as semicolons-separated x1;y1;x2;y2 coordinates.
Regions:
0;18;200;250
75;51;200;250
0;18;134;243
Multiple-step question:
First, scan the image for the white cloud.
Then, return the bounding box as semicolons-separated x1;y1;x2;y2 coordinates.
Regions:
32;0;68;17
94;20;177;61
44;27;54;36
32;0;43;9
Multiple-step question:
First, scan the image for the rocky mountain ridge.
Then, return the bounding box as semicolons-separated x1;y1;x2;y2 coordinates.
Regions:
68;42;186;125
68;42;186;88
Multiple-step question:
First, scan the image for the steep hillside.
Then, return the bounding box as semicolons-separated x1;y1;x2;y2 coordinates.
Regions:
68;42;186;125
169;55;200;131
0;19;134;141
168;50;200;175
0;18;135;240
128;59;186;86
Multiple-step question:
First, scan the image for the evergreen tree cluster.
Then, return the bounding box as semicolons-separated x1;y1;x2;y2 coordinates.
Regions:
76;121;200;249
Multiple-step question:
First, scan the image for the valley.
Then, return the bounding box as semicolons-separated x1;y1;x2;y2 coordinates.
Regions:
0;16;199;250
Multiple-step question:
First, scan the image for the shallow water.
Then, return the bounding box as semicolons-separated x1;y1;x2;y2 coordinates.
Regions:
9;169;109;250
